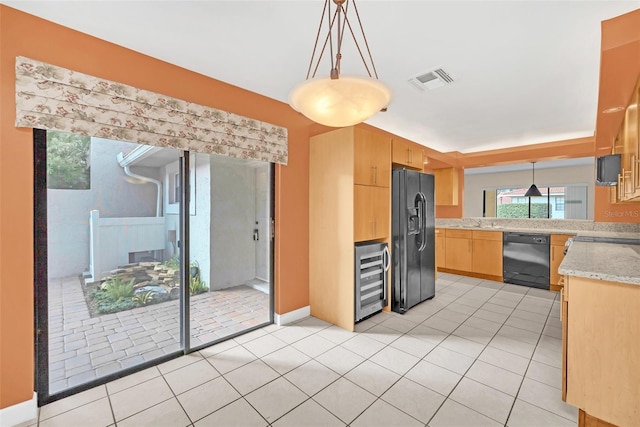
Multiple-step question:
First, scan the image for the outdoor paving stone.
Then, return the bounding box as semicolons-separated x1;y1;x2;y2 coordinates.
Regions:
82;317;102;325
95;362;121;377
49;351;78;364
65;339;88;352
107;332;130;343
74;324;99;333
65;354;91;369
120;355;145;369
151;332;173;343
88;346;113;359
66;363;96;378
126;341;159;354
111;338;134;352
87;337;109;348
92;350;126;366
142;349;166;361
68;370;97;387
79;342;110;355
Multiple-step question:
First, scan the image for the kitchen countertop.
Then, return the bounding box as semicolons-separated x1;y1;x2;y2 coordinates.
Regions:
435;221;640;285
437;225;640;240
559;240;640;285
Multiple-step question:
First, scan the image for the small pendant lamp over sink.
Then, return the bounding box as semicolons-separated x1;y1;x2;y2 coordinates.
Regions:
289;0;392;127
524;162;542;197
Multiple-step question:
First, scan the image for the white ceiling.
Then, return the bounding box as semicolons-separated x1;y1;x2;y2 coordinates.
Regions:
5;0;640;154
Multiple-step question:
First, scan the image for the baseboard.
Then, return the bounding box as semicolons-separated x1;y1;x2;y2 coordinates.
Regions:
0;392;37;427
275;306;310;326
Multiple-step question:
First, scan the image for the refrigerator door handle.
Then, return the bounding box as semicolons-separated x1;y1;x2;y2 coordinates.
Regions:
416;192;427;252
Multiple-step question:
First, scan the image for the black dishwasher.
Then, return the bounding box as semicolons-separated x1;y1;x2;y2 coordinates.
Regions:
503;232;550;289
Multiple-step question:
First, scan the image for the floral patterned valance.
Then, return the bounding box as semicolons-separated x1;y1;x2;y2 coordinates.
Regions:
15;56;288;165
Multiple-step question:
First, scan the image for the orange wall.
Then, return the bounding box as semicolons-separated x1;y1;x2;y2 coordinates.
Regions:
0;5;314;408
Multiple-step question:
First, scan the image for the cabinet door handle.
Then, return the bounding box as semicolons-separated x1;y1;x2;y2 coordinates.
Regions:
410;149;413;164
407;148;411;164
551;248;555;262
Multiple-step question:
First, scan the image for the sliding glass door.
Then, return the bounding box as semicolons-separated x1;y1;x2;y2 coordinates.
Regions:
189;154;272;347
35;130;273;403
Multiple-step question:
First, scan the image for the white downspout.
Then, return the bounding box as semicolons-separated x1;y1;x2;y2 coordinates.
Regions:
117;152;162;217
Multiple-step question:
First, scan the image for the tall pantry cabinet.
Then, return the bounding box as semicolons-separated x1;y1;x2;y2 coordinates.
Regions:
309;126;391;331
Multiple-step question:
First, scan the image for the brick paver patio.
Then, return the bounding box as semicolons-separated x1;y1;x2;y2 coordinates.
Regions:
48;275;270;393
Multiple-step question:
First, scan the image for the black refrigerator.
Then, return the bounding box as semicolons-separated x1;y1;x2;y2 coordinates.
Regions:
391;169;436;313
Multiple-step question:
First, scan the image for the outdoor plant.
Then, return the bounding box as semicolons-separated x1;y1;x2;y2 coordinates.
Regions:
132;290;156;306
189;275;208;295
102;277;135;301
162;253;180;270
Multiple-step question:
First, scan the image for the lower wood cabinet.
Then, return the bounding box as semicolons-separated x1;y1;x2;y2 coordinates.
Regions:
439;228;502;280
562;275;640;427
471;230;502;278
444;229;472;272
550;234;573;291
435;228;446;269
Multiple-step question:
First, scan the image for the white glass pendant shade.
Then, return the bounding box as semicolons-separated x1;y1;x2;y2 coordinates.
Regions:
289;75;392;127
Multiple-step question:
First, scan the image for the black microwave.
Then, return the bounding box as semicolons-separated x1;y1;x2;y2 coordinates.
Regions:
596;154;621;186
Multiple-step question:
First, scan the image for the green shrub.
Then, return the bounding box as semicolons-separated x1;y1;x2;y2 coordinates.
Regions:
497;203;548;218
102;278;135;301
189;276;208;295
132;290;156;306
162;253;180;270
92;288;137;314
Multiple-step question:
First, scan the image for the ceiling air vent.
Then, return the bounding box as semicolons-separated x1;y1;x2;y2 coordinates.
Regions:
408;68;454;91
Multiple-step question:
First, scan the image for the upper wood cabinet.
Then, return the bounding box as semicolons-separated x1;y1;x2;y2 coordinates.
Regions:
354;185;390;242
309;126;391;331
392;138;423;170
610;76;640;203
433;167;459;206
354;127;391;187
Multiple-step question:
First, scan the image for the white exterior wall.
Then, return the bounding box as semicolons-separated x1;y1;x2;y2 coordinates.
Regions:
48;138;159;279
189;154;212;289
255;165;270;282
210;157;258;290
464;163;594;219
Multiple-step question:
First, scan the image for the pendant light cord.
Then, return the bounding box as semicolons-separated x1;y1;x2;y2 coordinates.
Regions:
304;0;379;80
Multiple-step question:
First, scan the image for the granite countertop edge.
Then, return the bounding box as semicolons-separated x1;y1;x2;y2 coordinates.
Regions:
559;241;640;286
437;225;639;240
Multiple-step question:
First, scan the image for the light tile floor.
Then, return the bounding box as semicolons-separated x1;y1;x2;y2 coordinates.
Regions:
27;273;577;426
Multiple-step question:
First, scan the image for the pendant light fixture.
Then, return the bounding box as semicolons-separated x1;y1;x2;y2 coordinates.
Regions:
524;162;542;197
289;0;392;127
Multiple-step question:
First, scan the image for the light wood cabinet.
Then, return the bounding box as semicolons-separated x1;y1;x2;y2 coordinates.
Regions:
550;234;573;292
471;230;503;278
435;228;446;270
354;185;390;242
610;75;640;203
433;167;459;206
354;128;391;187
562;275;640;427
439;228;503;281
309;126;391;331
392;138;423;170
444;229;472;272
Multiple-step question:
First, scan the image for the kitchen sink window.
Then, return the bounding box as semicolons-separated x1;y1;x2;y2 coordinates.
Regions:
486;185;587;219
